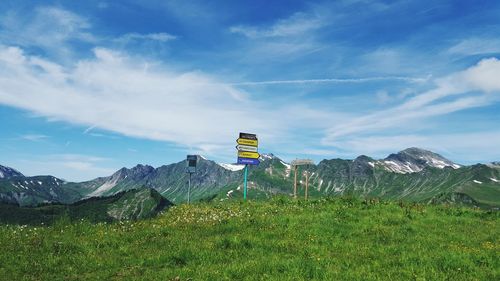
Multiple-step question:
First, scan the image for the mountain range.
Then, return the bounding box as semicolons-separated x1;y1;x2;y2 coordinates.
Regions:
1;148;499;209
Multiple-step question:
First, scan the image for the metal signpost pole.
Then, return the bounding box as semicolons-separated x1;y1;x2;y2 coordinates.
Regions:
188;172;191;204
236;132;259;201
243;164;248;200
186;155;197;205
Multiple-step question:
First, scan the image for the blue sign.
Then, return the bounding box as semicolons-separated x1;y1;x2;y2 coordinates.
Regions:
237;157;260;165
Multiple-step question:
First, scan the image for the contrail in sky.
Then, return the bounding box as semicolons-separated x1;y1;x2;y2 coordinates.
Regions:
227;75;431;86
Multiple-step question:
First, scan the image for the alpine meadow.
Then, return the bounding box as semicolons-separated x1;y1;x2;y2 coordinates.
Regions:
1;1;500;280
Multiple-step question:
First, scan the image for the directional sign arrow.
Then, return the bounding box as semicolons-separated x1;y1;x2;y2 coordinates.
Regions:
236;144;258;152
237;138;258;147
291;159;315;166
239;132;257;140
238;157;260;165
238;151;260;159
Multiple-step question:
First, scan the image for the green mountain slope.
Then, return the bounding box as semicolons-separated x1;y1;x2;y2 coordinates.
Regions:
0;175;82;206
0;188;173;225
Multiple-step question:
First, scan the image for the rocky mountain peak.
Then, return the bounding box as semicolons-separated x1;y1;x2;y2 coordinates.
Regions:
382;147;460;174
260;153;276;161
354;155;374;162
130;164;155;173
0;165;24;179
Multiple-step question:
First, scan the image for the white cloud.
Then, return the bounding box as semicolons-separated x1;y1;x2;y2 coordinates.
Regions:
359;47;437;76
55;154;110;163
20;134;49;142
322;57;500;145
230;12;325;38
228;11;328;61
451;57;500;92
448;38;500;56
229;76;428;86
13;154;116;181
115;32;176;43
0;45;335;157
0;6;95;58
376;90;391;104
325;132;500;164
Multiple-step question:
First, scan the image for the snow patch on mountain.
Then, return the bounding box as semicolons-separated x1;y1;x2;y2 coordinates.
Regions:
280;160;291;170
218;163;245;171
88;177;120;197
383;160;422;174
420;156;461;169
260;153;274;160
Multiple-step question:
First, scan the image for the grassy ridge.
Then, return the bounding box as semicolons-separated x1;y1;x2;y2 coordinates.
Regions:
0;197;498;280
0;189;172;225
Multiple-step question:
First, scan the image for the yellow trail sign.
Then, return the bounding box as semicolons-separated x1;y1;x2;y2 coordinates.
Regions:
238;151;260;159
237;138;258;146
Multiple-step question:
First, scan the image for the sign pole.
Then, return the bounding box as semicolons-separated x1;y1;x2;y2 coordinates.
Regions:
186;155;197;205
243;164;248;200
188;172;192;204
236;132;259;200
291;160;314;200
305;170;309;200
293;165;298;199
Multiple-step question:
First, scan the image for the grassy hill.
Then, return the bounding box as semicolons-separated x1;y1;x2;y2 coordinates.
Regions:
0;188;173;225
0;197;498;280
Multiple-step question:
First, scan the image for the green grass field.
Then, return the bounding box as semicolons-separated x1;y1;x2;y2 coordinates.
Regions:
0;197;498;280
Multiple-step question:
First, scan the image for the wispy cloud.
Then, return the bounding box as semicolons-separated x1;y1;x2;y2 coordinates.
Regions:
83;125;96;134
115;32;176;43
17;153;116;181
227;76;429;86
322;58;500;145
230;12;325;38
20;134;49;142
0;45;333;156
0;6;95;59
228;11;328;61
325;132;500;163
448;38;500;56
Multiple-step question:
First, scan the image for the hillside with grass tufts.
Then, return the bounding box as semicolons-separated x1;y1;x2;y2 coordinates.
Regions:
0;197;498;280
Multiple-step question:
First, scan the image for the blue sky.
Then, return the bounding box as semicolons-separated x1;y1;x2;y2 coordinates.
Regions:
1;0;500;181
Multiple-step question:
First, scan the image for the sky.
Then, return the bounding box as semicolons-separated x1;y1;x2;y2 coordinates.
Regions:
1;0;500;181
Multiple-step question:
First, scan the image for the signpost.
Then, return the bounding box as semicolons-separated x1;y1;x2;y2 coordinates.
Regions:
186;155;197;204
238;151;260;159
291;159;314;199
236;132;260;200
235;145;258;152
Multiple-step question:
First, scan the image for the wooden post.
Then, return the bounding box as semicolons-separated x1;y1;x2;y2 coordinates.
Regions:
293;165;298;199
305;170;309;200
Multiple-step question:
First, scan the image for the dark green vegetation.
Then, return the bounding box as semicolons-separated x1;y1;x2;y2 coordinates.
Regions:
1;148;499;209
0;197;498;280
0;188;172;225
